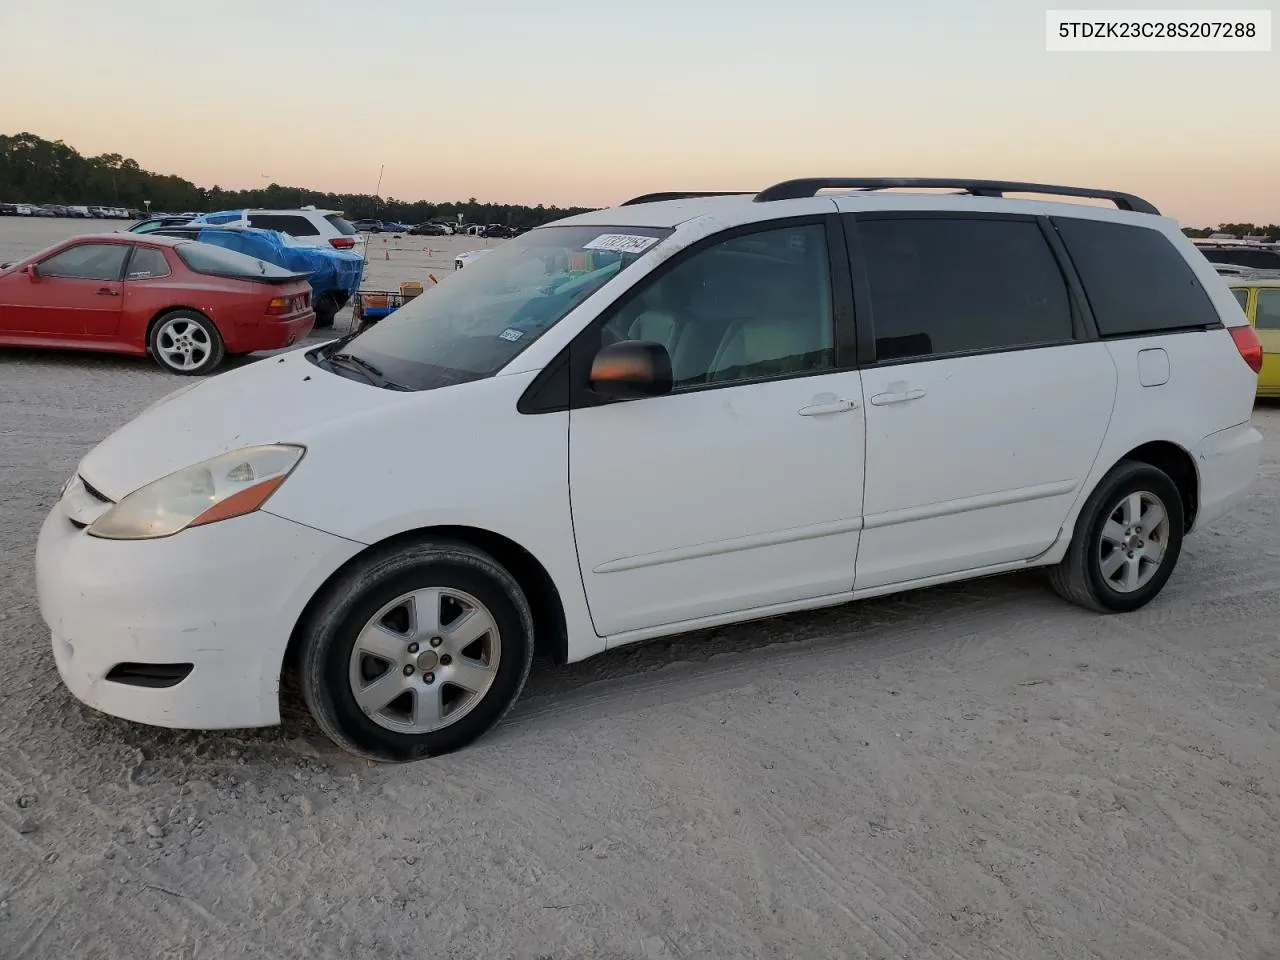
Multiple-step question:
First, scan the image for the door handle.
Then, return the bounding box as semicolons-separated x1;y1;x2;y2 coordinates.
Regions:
798;398;858;416
870;388;926;406
96;288;120;297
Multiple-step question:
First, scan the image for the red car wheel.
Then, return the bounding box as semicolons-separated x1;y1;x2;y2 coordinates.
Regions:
149;310;226;376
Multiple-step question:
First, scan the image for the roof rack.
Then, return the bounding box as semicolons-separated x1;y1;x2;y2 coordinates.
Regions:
620;191;752;206
752;178;1160;215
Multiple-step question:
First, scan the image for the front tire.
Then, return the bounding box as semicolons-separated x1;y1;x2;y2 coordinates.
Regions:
149;310;225;375
299;540;535;762
1048;459;1185;613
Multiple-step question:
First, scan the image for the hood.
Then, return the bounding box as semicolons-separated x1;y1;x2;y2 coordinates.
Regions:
77;347;406;500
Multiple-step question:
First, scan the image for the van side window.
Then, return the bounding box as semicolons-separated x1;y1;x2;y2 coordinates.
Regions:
859;217;1072;362
1231;288;1250;311
1053;218;1220;336
600;224;835;388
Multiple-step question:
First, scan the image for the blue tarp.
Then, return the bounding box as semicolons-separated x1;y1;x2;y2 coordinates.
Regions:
196;211;244;225
183;225;364;300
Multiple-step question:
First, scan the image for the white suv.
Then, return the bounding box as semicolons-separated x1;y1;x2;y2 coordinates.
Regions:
195;206;366;256
36;178;1264;761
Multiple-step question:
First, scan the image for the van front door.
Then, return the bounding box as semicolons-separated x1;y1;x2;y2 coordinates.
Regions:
568;218;867;638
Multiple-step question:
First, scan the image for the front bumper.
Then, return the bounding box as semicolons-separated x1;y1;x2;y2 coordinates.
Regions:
36;502;361;729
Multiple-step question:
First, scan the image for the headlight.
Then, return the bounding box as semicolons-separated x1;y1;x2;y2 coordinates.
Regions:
87;444;305;540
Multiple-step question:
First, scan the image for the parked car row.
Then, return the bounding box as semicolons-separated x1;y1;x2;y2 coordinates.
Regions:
140;224;363;330
349;219;528;238
352;219;411;234
1194;239;1280;271
0;233;315;375
451;223;523;238
1;203;141;219
126;207;366;328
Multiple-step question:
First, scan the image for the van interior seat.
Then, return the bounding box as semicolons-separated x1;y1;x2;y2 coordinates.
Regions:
706;314;833;383
627;310;679;349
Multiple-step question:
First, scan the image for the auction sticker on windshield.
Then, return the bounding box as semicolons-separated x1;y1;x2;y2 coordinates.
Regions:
583;234;662;254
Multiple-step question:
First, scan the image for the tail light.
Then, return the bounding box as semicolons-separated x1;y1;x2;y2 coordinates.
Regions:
329;237;355;249
1230;325;1264;373
267;293;311;315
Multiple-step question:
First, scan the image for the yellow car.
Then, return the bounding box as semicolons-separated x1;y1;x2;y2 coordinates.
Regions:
1224;273;1280;397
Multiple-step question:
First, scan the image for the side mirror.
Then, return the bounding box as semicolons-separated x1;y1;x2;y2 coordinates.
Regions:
24;264;40;282
589;340;673;400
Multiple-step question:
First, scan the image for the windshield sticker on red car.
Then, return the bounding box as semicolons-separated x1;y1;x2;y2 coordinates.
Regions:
583;234;661;255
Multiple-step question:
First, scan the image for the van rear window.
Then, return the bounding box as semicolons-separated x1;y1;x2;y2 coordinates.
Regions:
1053;218;1221;337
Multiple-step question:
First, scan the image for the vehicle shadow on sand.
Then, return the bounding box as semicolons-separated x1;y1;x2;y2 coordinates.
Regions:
56;570;1058;772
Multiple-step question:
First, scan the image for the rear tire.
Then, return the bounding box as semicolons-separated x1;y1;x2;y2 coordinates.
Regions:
1048;459;1185;613
149;310;225;376
299;539;535;762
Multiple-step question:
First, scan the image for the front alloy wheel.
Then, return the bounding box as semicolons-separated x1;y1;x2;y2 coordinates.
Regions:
300;539;534;761
348;587;502;734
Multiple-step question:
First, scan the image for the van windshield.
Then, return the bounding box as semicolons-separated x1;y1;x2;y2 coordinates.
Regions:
313;225;670;391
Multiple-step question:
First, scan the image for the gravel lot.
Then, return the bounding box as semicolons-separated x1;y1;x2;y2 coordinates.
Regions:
2;217;1279;959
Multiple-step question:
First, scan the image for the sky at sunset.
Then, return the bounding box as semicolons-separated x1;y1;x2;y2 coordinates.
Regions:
2;0;1277;225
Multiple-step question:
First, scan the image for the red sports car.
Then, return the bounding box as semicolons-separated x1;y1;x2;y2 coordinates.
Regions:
0;233;315;375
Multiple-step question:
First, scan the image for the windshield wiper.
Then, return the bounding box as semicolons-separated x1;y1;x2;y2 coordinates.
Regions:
326;351;409;390
331;351;383;377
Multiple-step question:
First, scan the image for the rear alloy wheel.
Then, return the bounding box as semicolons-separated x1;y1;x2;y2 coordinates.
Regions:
1048;459;1185;613
300;539;534;761
149;310;225;376
1096;490;1172;594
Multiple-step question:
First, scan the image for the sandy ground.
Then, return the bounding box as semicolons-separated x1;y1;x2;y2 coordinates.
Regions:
2;216;1280;959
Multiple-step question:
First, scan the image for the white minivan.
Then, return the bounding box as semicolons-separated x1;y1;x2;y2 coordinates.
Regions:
36;178;1264;761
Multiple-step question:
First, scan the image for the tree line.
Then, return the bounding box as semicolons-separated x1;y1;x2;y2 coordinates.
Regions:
0;132;596;228
5;132;1279;239
1182;223;1280;241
